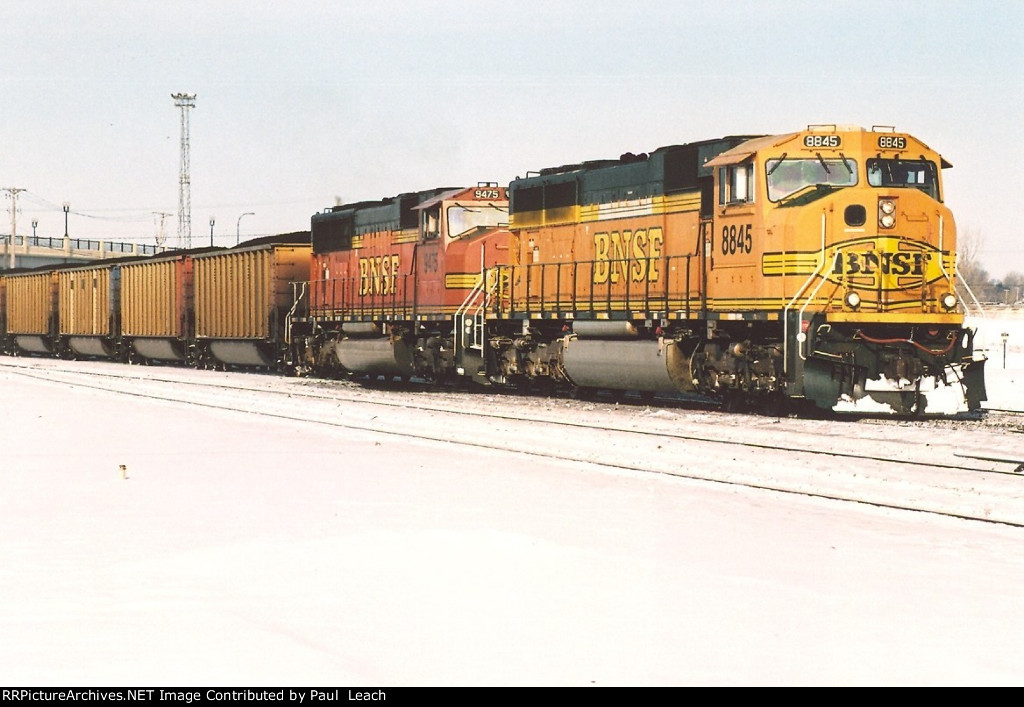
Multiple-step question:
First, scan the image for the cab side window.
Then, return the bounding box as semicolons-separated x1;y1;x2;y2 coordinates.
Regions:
719;163;755;206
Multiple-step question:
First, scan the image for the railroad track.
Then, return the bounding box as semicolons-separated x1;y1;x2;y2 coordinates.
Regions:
4;358;1024;528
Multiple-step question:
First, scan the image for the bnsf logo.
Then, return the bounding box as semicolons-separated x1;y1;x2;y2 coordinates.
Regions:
359;254;400;295
592;227;664;285
832;251;927;277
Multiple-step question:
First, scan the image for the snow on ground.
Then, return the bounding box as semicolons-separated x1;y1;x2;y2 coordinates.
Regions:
1;344;1024;686
971;311;1024;411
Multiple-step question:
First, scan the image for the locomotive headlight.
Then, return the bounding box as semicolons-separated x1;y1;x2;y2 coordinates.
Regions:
878;199;897;229
844;290;862;310
941;292;958;311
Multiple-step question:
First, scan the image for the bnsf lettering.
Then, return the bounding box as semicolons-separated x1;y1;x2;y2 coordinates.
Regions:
832;251;926;277
593;228;664;285
359;254;401;295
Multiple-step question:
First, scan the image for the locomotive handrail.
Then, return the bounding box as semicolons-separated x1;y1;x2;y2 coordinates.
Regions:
796;251;842;362
954;261;990;353
783;211;828;373
501;254;693;319
284;282;307;346
307;272;419;323
938;213;988;336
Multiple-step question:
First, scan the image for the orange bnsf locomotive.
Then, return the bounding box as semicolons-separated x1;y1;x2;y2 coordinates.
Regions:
300;185;511;381
300;125;985;413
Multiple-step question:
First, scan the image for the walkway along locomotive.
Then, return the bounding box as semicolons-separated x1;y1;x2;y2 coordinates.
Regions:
296;125;986;413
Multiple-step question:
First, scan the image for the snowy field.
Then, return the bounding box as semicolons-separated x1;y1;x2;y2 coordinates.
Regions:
970;312;1024;411
1;328;1023;686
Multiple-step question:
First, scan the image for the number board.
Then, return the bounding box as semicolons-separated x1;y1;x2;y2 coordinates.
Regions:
877;135;907;150
803;134;841;148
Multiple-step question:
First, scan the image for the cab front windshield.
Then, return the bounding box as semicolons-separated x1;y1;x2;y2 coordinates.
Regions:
766;157;858;202
447;203;508;239
866;158;939;199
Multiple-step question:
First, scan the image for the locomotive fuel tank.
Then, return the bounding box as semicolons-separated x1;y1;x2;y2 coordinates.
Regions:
561;338;697;393
331;335;416;378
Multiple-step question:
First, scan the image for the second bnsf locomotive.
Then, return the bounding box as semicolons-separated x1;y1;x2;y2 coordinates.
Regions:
299;124;986;413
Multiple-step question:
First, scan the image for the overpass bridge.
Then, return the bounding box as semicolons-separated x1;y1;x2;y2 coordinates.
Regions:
1;234;166;270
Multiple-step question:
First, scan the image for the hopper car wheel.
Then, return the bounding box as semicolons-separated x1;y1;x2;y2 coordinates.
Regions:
194;348;218;371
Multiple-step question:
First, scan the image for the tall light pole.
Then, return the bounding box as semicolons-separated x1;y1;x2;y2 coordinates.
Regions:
31;219;37;239
172;92;196;249
63;201;70;238
236;211;254;245
4;187;25;268
209;216;215;247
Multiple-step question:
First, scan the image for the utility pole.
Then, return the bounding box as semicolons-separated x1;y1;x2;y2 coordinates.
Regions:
3;187;26;269
153;211;172;248
172;92;196;249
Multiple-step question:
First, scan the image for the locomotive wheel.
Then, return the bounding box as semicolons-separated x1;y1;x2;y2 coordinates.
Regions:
721;390;747;413
570;386;596;401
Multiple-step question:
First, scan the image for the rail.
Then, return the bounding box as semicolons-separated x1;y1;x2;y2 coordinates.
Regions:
307;272;416;321
484;253;698;319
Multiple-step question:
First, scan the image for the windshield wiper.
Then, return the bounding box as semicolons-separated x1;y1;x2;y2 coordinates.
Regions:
767;153;787;176
815;152;830;175
839;152;853;175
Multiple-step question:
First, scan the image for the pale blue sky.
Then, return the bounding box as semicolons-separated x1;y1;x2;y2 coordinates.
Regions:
2;0;1022;276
